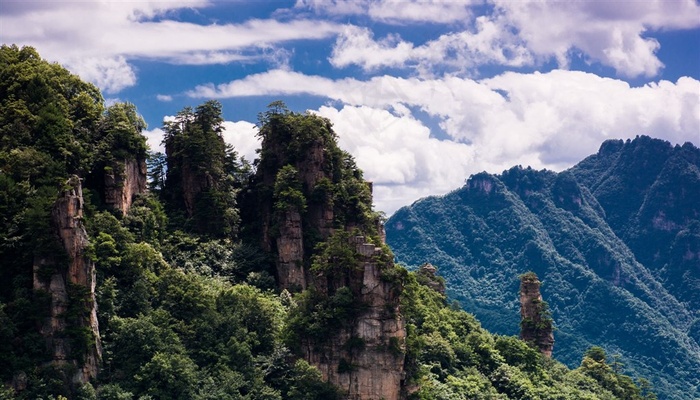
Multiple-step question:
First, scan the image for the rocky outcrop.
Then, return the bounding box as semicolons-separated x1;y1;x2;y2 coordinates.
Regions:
253;108;406;399
519;272;554;358
103;157;147;215
276;210;307;290
260;136;335;289
33;176;101;384
178;159;212;217
415;263;445;295
304;236;405;400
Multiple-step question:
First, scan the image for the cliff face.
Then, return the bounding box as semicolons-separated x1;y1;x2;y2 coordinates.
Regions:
276;209;307;289
304;236;405;400
253;108;405;399
103;157;147;215
33;176;101;384
259;131;335;290
519;273;554;358
175;156;212;218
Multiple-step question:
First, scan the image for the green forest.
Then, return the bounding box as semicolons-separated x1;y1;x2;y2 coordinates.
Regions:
386;138;700;399
1;45;656;399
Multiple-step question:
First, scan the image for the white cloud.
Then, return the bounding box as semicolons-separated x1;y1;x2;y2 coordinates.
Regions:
143;127;166;154
187;69;700;214
294;0;368;17
323;0;700;78
156;94;173;102
295;0;473;24
315;105;474;213
64;56;137;94
4;0;697;96
490;0;700;78
142;120;261;163
330;27;415;71
368;0;472;24
171;51;250;65
0;1;344;92
221;120;260;163
329;18;532;75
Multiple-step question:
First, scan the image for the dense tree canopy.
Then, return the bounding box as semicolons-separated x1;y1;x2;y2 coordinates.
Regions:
387;143;699;399
0;46;652;400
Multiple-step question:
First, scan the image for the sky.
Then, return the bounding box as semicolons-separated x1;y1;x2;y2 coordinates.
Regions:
2;0;699;215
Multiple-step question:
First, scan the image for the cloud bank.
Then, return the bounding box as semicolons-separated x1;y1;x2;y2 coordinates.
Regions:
3;0;699;94
323;0;700;78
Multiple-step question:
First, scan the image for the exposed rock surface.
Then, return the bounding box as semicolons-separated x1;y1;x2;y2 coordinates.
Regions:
33;176;102;384
519;273;554;358
254;110;406;399
259;134;335;289
415;263;445;295
103;158;147;215
276;210;307;290
304;236;405;400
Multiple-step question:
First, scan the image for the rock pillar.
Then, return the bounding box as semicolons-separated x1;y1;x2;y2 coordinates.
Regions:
519;272;554;357
33;176;102;383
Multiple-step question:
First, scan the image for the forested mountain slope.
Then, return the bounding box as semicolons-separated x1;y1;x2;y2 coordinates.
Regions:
570;137;700;312
386;137;700;400
1;45;653;400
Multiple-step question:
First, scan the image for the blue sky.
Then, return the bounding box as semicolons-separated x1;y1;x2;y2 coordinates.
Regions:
2;0;699;214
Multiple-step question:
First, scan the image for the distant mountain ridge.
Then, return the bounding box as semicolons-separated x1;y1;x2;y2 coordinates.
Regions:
571;136;700;311
386;136;700;400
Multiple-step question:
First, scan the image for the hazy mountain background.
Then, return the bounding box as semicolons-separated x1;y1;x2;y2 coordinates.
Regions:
386;136;700;400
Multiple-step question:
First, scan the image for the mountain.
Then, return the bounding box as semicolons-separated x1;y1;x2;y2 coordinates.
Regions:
570;137;700;312
386;136;700;399
1;45;653;399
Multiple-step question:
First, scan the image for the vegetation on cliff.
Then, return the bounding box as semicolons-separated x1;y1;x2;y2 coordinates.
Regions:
1;46;652;399
386;137;700;399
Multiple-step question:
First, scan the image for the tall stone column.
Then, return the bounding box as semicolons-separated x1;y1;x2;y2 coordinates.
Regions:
519;272;554;357
33;176;102;384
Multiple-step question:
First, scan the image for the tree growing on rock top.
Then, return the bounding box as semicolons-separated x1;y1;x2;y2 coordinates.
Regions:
519;271;554;357
161;100;241;238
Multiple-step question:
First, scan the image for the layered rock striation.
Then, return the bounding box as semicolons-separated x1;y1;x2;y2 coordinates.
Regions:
304;236;405;400
33;176;101;384
252;106;406;399
103;157;147;215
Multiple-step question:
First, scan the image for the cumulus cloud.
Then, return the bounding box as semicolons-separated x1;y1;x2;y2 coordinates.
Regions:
491;0;700;78
64;56;137;94
323;0;700;78
4;0;697;95
315;105;474;213
221;120;260;163
143;127;167;154
329;19;532;76
141;120;260;164
187;69;700;214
